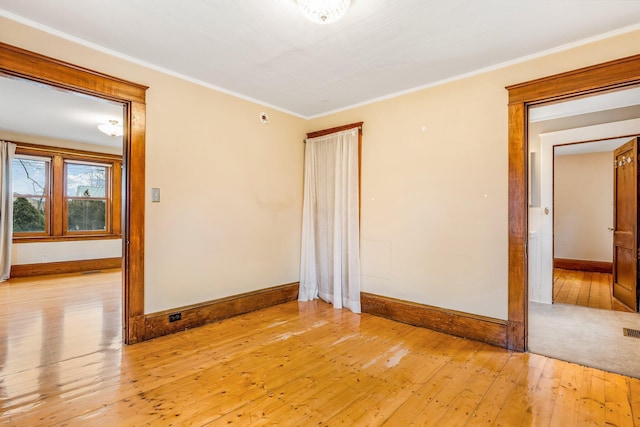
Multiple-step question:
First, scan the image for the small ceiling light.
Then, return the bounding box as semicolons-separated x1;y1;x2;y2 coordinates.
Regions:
98;119;123;137
297;0;350;24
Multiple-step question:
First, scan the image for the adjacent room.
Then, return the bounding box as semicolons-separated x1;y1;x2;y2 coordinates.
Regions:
527;89;640;378
1;1;640;425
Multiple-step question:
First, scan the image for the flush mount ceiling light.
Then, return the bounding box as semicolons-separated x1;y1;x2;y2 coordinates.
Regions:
98;119;123;137
297;0;351;24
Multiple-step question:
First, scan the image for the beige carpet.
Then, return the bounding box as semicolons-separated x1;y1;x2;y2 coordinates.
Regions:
528;301;640;378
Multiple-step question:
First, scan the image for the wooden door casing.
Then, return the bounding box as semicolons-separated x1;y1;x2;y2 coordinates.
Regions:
507;54;640;351
0;42;148;344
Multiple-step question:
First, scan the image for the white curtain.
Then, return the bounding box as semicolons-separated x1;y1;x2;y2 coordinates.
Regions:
0;141;15;281
299;128;361;313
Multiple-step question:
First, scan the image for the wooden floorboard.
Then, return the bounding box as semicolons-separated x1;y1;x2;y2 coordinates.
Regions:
553;268;632;312
1;272;640;426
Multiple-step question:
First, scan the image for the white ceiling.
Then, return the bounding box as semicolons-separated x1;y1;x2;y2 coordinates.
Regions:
0;76;123;148
530;88;640;124
1;0;640;118
529;87;640;156
554;137;633;156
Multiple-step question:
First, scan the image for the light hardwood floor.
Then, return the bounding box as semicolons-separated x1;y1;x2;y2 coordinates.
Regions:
2;272;640;426
553;268;632;312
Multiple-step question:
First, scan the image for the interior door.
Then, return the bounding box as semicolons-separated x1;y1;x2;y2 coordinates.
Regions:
613;138;639;312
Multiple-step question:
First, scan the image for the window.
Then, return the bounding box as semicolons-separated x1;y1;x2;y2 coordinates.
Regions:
12;143;122;241
65;162;109;233
12;156;50;234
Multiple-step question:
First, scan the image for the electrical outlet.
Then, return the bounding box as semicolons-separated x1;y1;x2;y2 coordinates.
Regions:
168;312;182;323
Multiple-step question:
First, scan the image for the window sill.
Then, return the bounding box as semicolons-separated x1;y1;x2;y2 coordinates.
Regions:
13;234;122;244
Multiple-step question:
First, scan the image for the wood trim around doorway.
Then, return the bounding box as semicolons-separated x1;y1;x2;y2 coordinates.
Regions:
506;54;640;351
0;42;147;345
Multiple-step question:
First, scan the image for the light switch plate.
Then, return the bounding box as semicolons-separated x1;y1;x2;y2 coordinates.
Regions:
151;188;160;202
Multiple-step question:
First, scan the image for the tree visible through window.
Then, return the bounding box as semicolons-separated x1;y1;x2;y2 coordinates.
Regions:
66;162;108;232
11;144;121;241
12;157;48;233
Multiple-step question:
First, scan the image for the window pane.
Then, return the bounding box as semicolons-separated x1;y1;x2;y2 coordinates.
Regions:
13;158;47;197
67;200;106;231
13;196;46;232
66;163;106;197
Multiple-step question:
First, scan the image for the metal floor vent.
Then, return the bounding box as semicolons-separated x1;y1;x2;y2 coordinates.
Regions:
623;328;640;339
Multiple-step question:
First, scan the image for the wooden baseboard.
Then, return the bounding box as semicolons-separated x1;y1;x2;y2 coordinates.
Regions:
554;258;612;273
10;257;122;278
144;282;299;341
361;292;508;348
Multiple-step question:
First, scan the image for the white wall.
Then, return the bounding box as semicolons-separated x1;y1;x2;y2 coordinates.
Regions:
554;151;613;262
11;239;122;265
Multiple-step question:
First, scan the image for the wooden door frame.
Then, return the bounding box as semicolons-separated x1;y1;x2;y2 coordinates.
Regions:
506;54;640;351
0;42;147;344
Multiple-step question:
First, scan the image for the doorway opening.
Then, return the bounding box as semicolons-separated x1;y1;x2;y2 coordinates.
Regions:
0;42;147;344
508;54;640;377
506;53;640;354
525;89;640;376
527;88;640;313
552;139;634;313
0;74;126;364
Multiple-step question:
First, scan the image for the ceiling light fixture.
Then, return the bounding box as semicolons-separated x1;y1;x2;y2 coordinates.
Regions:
297;0;350;24
98;119;123;137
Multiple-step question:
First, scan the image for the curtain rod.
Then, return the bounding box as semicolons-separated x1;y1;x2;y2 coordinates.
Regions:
304;121;364;142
